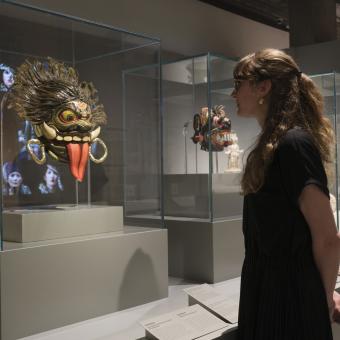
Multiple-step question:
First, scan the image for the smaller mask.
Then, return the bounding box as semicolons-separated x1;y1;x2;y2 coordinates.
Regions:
8;58;108;181
191;105;233;152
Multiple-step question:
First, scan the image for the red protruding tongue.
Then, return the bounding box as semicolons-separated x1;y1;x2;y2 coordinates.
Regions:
66;143;89;182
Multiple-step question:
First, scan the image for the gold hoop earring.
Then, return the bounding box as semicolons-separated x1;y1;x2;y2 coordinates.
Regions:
258;98;264;105
27;139;46;165
89;138;108;164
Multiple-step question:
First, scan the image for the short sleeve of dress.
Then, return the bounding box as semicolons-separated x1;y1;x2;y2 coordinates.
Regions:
276;128;330;207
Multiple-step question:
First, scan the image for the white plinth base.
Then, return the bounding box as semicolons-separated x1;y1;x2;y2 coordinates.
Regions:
3;205;123;242
0;226;168;340
167;217;244;283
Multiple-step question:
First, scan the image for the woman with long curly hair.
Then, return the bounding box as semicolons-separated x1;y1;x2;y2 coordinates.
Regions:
233;48;340;340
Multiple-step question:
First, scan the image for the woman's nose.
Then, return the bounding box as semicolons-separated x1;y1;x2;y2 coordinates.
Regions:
231;89;236;98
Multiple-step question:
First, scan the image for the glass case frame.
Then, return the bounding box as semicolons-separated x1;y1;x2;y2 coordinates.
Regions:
162;52;258;222
310;72;340;229
162;54;340;226
0;0;163;250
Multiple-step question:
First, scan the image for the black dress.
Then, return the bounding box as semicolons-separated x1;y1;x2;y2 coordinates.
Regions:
237;126;333;340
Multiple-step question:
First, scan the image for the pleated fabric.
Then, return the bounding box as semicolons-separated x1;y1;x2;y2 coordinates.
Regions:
237;127;333;340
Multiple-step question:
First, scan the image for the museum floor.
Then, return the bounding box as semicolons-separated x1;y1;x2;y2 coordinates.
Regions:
18;275;340;340
19;277;241;340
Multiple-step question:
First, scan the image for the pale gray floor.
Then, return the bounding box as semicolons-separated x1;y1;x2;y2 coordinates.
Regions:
19;277;241;340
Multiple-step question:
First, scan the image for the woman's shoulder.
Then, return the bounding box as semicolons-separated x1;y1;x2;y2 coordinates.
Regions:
276;126;321;165
278;126;315;151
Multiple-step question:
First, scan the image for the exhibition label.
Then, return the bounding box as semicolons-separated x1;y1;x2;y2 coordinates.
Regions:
140;304;231;340
184;284;239;324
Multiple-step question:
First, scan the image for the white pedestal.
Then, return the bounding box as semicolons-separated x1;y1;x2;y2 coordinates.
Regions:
167;217;244;283
3;205;123;242
0;226;168;340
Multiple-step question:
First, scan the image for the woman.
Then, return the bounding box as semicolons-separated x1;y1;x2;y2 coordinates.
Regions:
2;161;31;196
232;48;340;339
0;64;14;92
38;164;64;194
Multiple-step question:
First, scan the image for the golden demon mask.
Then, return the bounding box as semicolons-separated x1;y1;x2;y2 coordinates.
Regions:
8;58;108;182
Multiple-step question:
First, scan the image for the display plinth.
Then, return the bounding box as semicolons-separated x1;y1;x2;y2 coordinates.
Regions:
0;226;168;340
164;174;242;219
167;217;243;283
3;205;124;242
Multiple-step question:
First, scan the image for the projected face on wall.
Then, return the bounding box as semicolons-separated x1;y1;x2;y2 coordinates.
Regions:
2;161;31;196
0;64;14;92
0;62;65;199
38;164;64;194
8;171;22;188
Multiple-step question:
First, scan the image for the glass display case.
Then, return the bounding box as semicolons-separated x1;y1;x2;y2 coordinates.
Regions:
310;72;339;228
123;65;163;227
162;53;260;222
0;1;163;249
162;55;340;225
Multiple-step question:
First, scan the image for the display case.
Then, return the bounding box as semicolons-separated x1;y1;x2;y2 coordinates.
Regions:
0;2;167;339
162;53;260;222
0;1;163;248
162;54;249;283
310;72;340;228
164;55;340;284
162;56;339;225
123;64;163;227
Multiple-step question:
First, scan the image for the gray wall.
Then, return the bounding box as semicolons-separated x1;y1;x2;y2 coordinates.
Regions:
286;40;340;75
10;0;289;60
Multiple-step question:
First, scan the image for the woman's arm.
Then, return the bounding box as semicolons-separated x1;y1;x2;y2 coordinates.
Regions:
299;184;340;316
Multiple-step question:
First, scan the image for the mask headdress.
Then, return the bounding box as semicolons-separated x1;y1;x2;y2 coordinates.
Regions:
7;58;108;181
191;105;233;152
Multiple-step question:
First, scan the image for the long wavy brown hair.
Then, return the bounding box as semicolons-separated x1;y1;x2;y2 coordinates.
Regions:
235;49;335;195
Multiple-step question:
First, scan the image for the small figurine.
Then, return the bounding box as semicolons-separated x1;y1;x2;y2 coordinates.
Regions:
191;105;233;152
8;58;108;182
2;161;31;196
224;133;244;173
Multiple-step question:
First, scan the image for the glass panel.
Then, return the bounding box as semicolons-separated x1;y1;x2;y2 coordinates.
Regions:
0;2;161;250
303;73;338;228
0;3;79;214
162;55;211;220
335;73;340;230
123;50;163;228
208;54;260;221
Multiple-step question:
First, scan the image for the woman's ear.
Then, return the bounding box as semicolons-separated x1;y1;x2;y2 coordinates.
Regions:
256;79;272;97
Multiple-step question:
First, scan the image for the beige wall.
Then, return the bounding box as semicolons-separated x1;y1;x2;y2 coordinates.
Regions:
15;0;289;59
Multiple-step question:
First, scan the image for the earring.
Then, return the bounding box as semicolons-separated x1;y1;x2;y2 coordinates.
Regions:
89;137;108;164
258;98;264;105
27;139;46;165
